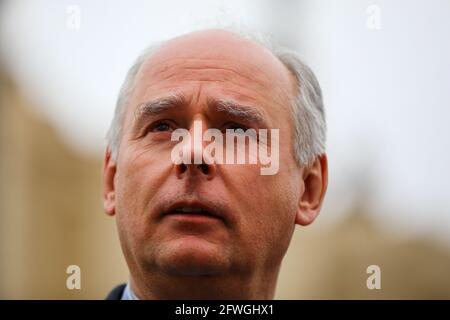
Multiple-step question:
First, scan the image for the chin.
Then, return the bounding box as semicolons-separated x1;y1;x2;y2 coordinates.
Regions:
153;236;231;276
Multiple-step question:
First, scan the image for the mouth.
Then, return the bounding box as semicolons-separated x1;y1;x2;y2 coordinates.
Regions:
161;200;227;224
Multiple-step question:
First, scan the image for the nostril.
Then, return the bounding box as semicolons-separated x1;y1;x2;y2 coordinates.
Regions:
179;163;188;173
176;162;212;177
197;163;209;175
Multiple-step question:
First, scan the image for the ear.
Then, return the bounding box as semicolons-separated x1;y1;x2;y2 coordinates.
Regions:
103;147;117;216
295;154;328;226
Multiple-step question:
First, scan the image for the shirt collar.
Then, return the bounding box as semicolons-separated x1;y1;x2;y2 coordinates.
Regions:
121;282;139;300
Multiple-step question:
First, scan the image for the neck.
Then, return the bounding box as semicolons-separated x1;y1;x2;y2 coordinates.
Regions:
130;268;279;300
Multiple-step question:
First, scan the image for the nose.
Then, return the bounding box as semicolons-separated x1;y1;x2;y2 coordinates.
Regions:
176;162;213;177
175;120;217;179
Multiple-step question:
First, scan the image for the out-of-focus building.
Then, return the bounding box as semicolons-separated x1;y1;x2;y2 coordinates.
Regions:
1;71;450;299
0;71;128;299
279;208;450;299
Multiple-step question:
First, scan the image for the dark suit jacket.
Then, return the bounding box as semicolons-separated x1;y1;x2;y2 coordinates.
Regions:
105;283;126;300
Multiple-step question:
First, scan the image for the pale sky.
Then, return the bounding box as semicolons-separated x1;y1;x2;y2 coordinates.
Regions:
1;0;449;242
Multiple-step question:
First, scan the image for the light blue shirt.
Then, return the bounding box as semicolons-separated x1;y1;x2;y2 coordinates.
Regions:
121;282;139;300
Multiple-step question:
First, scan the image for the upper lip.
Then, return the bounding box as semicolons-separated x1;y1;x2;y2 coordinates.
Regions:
161;199;228;223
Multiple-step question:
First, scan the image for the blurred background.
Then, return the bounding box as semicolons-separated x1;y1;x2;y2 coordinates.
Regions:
1;0;450;299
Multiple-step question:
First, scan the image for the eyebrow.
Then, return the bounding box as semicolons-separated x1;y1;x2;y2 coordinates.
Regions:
132;93;185;132
134;93;185;118
208;98;267;127
132;93;268;133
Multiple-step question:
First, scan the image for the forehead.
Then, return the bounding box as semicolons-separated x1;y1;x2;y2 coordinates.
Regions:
129;30;296;120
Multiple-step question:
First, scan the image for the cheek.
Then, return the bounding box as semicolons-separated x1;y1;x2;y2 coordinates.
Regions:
117;143;171;197
255;175;298;228
114;150;170;237
229;167;299;251
257;176;299;262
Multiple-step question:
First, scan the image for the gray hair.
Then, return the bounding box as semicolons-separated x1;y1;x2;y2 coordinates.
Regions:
106;30;326;166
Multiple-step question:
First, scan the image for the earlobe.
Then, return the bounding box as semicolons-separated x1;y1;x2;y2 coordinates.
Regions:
295;154;328;226
103;148;117;216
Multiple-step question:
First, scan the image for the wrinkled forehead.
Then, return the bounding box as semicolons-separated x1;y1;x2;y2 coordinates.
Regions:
136;30;296;100
150;31;289;75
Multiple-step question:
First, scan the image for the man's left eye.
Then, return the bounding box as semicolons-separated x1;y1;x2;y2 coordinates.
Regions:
223;122;249;131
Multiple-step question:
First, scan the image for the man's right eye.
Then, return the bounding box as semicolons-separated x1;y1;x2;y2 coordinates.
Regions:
149;121;174;132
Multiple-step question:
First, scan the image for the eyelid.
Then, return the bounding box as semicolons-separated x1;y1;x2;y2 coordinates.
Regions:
147;119;178;133
222;121;250;131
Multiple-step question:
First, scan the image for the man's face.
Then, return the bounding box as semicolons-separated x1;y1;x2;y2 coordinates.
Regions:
108;31;307;282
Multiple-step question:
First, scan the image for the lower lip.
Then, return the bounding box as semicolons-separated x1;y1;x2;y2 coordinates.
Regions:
165;212;221;223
